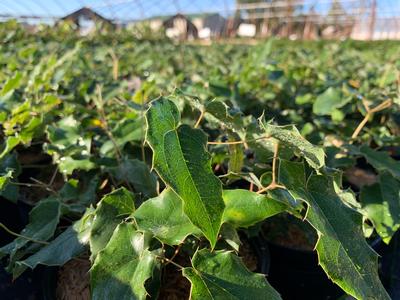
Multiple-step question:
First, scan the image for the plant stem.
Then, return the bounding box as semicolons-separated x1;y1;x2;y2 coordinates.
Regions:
194;110;205;128
164;244;182;267
96;85;134;192
157;255;184;269
257;142;285;194
351;99;392;140
109;49;119;81
0;223;49;245
208;135;271;146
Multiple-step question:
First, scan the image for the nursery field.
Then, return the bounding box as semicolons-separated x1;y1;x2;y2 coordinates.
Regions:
0;22;400;299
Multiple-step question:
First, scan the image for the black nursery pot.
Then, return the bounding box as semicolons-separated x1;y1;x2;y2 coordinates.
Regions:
265;242;344;300
0;198;58;300
251;213;392;300
250;214;343;300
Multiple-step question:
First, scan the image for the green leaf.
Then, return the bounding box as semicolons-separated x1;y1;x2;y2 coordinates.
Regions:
279;160;390;300
0;153;20;202
222;189;286;228
100;118;144;156
358;145;400;180
0;72;22;97
0;170;12;190
228;143;244;174
146;98;225;247
133;188;201;245
90;188;135;258
183;249;281;300
259;120;325;169
313;87;349;116
108;158;157;198
58;175;99;213
19;116;44;145
0;136;20;160
360;172;400;244
45;116;94;175
220;223;241;251
0;198;61;262
204;100;247;139
58;156;96;175
91;223;159;300
16;208;94;271
295;93;313;105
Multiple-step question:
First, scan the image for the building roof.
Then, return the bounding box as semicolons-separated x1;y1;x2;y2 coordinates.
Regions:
60;7;113;26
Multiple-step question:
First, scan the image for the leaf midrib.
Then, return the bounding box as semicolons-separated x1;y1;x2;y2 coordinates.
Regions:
165;127;217;241
307;189;378;298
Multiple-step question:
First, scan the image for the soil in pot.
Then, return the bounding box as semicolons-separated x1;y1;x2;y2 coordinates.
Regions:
56;258;90;300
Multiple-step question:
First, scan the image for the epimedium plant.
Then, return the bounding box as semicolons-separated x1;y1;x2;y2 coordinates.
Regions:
2;95;395;299
0;23;399;299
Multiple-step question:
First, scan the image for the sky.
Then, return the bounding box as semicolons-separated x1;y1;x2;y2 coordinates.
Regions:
0;0;399;22
0;0;235;21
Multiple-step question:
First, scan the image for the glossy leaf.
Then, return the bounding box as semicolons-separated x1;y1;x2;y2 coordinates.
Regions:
360;172;400;244
204;100;247;139
220;223;241;251
222;189;286;228
0;198;61;263
90;188;135;257
260;120;325;169
16;208;94;273
146;98;225;247
91;223;159;300
358;145;400;180
279;160;390;300
133;188;200;245
183;249;281;300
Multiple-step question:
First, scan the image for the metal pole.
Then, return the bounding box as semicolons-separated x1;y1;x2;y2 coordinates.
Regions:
369;0;376;40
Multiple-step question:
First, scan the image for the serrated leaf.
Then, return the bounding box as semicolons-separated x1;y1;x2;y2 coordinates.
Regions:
358;145;400;180
58;175;99;213
90;188;135;257
91;223;159;300
260;120;325;169
16;208;94;272
107;158;157;198
146;98;225;247
100;118;144;156
279;160;390;300
0;198;61;264
204;100;246;139
183;249;281;300
220;223;241;251
360;172;400;244
222;189;286;228
133;188;201;245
